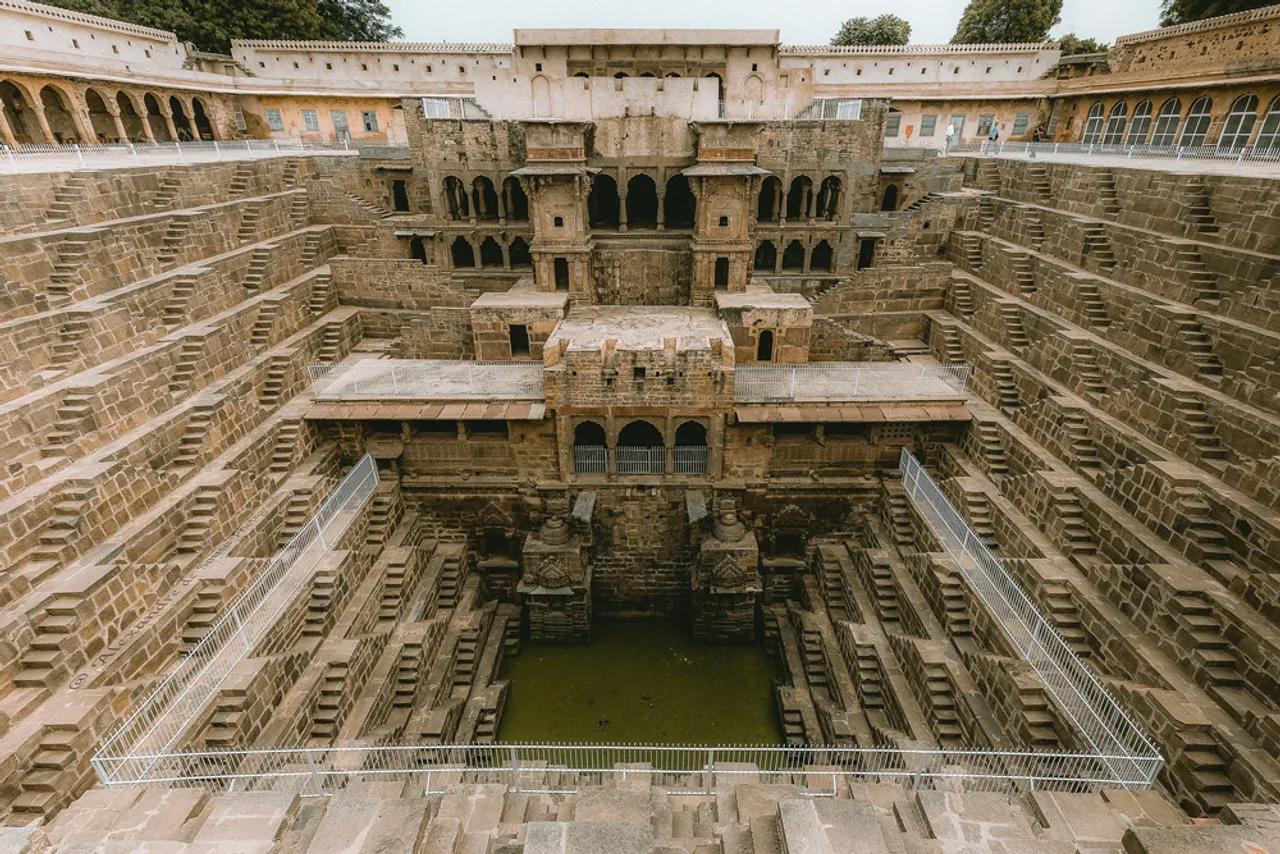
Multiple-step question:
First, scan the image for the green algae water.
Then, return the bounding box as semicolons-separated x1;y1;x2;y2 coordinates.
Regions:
497;619;783;744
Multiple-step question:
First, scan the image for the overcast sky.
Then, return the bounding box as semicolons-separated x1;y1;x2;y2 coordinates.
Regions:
385;0;1163;47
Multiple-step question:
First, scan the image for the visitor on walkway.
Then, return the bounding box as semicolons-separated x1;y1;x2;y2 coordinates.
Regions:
944;122;956;154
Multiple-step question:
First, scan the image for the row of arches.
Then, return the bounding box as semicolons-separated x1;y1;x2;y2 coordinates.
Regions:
757;175;842;223
448;235;532;269
1080;93;1280;150
586;173;696;230
572;419;708;474
442;175;529;222
0;78;216;146
754;238;835;274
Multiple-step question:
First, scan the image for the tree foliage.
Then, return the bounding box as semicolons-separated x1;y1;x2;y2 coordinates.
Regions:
42;0;402;54
1056;33;1109;55
831;14;912;46
1158;0;1271;25
950;0;1062;43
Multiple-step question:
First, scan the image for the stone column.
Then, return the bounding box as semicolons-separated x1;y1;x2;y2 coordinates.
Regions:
520;502;592;643
618;191;628;232
693;498;761;643
774;245;782;275
656;192;666;231
136;105;157;144
31;102;57;144
108;106;128;144
496;177;507;224
772;187;782;222
804;184;814;223
161;107;179;144
0;107;17;148
802;240;812;274
501;239;511;270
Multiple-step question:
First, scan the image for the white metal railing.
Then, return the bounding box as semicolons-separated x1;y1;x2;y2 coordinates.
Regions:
0;138;357;174
898;449;1163;787
91;741;1159;796
673;446;709;474
573;445;608;473
615;446;666;474
92;454;378;785
942;140;1280;173
309;360;545;400
717;98;864;121
735;363;968;401
421;96;495;121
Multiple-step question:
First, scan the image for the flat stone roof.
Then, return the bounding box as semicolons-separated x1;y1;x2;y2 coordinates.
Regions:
546;306;733;353
471;290;570;309
715;287;813;312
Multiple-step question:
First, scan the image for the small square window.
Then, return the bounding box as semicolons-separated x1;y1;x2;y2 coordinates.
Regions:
25;30;33;40
393;63;399;71
888;67;894;75
292;61;299;69
985;66;992;74
361;63;368;71
72;38;80;48
536;62;543;71
259;62;266;68
554;216;564;227
326;62;332;70
856;68;862;76
145;49;151;57
751;63;758;71
426;65;432;72
633;366;646;380
361;110;379;132
112;44;118;53
718;216;729;227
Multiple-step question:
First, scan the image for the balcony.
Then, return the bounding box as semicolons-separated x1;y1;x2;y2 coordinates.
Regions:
573;446;709;475
309;360;545;400
734;363;968;402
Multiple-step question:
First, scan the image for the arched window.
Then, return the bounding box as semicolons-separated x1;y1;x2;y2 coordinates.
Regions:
443;176;469;220
573;71;589;79
479;236;503;267
811;240;834;272
1179;97;1212;147
509;236;531;268
786;176;813;221
144;92;172;141
41;85;82;143
169;96;193;140
409;235;429;264
1150;98;1182;146
450;236;475;268
116;92;145;141
1257;95;1280;152
618;420;663;446
554;257;570;290
588;174;620;229
817;176;841;220
673;421;708;472
665;71;681;78
85;88;116;142
756;330;774;362
626;174;658;229
617;420;664;474
1102;101;1127;145
573;421;607;473
0;81;38;144
613;72;629;79
880;184;898;211
1081;102;1105;144
757;176;782;222
1219;94;1259;150
503;177;528;221
754;240;777;270
1126;100;1152;145
782;240;805;271
192;97;216;140
664;174;696;229
472;177;499;221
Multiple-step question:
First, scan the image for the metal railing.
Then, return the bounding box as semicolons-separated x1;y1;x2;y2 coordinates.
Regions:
898;449;1162;787
309;360;545;400
0;138;358;174
615;446;666;474
941;140;1280;174
92;741;1159;796
573;445;608;473
92;454;379;786
673;446;709;474
717;98;864;121
420;96;494;121
735;363;969;401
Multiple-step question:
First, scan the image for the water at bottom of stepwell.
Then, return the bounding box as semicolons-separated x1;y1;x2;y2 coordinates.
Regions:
497;619;783;744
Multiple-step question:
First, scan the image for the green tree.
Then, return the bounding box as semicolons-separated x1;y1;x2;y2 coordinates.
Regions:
1159;0;1272;25
1056;33;1109;55
831;14;912;46
42;0;401;54
951;0;1063;43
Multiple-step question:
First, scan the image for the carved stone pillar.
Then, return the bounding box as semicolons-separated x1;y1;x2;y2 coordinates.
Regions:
692;497;761;643
519;498;592;643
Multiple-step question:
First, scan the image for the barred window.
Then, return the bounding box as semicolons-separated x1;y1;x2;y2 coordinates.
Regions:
301;109;319;132
920;114;937;136
884;114;901;137
264;109;284;132
1012;113;1029;136
362;110;379;132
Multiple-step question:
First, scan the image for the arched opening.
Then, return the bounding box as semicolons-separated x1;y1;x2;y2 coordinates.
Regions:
472;176;499;221
785;175;813;221
1081;102;1105;145
1257;95;1280;152
816;176;841;220
0;81;38;144
756;330;774;362
880;184;899;212
169;96;193;140
450;236;475;268
503;177;528;221
1179;97;1212;147
510;236;532;268
588;173;620;229
40;86;81;143
1102;101;1127;145
553;257;570;290
811;240;833;272
192;97;216;140
409;235;429;264
531;75;551;116
85;88;116;142
626;174;659;229
640;71;656;78
714;257;730;288
144;93;171;141
116;92;145;141
757;176;781;222
479;236;503;267
754;240;776;271
673;420;708;473
613;72;629;79
573;72;589;79
443;176;469;220
744;74;764;103
857;238;877;270
1126;100;1152;145
391;179;410;212
705;72;724;103
617;420;664;473
665;72;681;78
664;174;696;229
782;240;805;271
1220;94;1259;150
573;420;607;473
1151;98;1182;146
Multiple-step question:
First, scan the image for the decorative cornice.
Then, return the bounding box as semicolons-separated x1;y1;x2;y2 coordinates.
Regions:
780;42;1057;57
0;0;177;42
232;39;513;54
1113;3;1280;46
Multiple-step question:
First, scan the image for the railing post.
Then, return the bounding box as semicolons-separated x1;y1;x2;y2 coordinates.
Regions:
314;514;327;551
852;366;861;396
789;367;797;399
468;362;475;393
304;749;325;796
509;745;521;792
214;140;221;160
232;605;251;652
915;365;925;395
175;142;184;162
2;145;13;169
392;366;400;395
73;144;85;167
